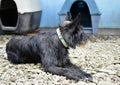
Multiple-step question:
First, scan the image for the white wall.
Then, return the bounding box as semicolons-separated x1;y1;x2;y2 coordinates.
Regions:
95;0;120;29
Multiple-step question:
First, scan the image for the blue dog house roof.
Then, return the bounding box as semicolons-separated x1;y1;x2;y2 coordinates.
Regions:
59;0;101;15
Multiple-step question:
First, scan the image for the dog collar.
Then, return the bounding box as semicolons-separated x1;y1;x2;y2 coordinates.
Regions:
56;28;68;48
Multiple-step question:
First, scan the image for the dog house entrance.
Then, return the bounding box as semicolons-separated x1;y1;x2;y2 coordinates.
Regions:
0;0;18;27
70;1;92;27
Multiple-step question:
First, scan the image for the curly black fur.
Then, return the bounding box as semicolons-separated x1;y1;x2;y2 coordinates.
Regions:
6;13;92;81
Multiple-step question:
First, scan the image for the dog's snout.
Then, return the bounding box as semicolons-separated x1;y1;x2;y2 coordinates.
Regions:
79;33;88;46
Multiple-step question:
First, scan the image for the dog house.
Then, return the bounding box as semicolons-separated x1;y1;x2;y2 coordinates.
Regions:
59;0;101;33
0;0;42;34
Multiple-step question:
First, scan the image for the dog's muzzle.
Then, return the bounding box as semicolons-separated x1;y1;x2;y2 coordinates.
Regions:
79;33;88;47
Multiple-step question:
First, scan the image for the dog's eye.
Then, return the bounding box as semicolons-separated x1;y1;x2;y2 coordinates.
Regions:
73;28;79;34
73;30;77;34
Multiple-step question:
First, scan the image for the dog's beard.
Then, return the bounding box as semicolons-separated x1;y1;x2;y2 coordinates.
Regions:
79;32;88;45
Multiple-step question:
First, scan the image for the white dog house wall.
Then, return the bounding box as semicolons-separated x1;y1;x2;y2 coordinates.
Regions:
0;0;42;34
59;0;101;34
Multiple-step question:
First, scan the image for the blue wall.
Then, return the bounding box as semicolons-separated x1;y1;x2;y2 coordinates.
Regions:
40;0;120;29
95;0;120;29
40;0;65;27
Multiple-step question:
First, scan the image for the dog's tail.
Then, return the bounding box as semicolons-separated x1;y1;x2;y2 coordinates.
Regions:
6;51;20;64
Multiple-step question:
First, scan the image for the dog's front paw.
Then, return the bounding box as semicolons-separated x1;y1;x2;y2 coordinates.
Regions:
65;71;92;81
78;72;93;81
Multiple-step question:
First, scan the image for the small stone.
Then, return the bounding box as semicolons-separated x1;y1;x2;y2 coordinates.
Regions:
112;60;120;64
99;69;116;75
116;71;120;77
88;83;96;85
75;81;87;85
98;81;117;85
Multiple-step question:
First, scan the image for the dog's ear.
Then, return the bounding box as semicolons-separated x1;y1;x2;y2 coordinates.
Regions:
65;12;72;21
72;12;81;26
59;12;72;28
66;12;81;28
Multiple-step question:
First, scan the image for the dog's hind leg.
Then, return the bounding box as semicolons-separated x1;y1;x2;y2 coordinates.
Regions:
6;51;21;64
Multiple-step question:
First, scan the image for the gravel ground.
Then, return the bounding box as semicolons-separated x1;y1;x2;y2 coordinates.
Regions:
0;34;120;85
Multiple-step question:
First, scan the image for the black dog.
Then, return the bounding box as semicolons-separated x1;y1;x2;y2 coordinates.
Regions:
6;13;92;81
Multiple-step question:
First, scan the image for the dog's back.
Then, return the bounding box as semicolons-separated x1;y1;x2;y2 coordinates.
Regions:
6;29;57;64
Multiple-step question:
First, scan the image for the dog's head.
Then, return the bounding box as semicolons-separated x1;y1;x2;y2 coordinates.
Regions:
60;12;88;48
